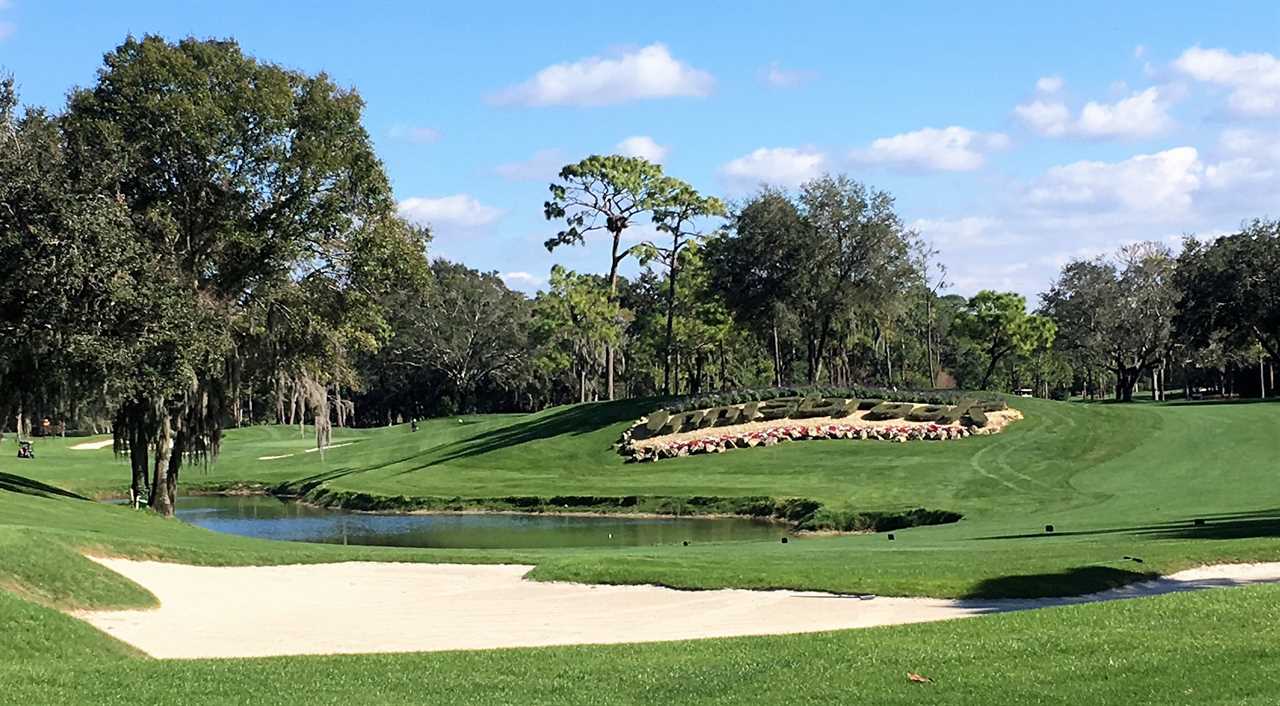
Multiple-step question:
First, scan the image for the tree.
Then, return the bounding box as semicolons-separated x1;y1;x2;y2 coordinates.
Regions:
1042;243;1178;401
0;75;144;457
794;175;918;383
543;155;685;400
531;266;623;403
381;261;528;413
61;36;413;514
705;188;808;386
954;291;1056;390
643;184;725;394
1176;220;1280;363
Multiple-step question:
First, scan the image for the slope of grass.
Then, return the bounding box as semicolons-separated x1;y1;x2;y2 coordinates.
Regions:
1;398;1279;703
14;397;1280;598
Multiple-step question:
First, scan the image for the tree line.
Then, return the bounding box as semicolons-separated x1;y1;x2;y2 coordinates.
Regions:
2;36;1275;514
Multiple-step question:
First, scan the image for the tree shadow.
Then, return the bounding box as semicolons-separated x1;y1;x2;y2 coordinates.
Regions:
975;509;1280;542
962;565;1158;600
0;472;90;501
1163;397;1280;407
395;397;655;473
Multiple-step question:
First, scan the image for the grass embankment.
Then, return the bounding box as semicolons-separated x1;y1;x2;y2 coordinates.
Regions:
19;396;1280;598
2;398;1280;703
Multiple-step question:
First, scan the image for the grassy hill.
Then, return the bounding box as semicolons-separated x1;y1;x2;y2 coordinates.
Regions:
3;397;1280;703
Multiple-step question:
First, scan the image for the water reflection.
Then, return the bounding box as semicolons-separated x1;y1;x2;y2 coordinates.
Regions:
175;495;785;549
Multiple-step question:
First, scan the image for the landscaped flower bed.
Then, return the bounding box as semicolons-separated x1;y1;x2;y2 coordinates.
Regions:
616;391;1021;463
621;419;1006;463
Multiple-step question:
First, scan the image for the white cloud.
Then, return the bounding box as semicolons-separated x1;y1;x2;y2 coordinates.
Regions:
0;21;13;41
719;147;826;188
388;125;441;144
1203;129;1280;190
1219;128;1280;162
500;271;544;290
1027;147;1203;217
494;149;566;182
761;62;817;88
910;217;1013;249
397;194;504;229
1014;100;1072;137
616;135;669;163
1173;46;1280;116
1134;45;1147;59
1016;86;1173;138
1076;87;1173;137
850;126;1010;172
1035;76;1064;93
490;43;714;107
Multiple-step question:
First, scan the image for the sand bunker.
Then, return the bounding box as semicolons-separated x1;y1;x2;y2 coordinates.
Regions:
74;558;1280;659
69;439;114;451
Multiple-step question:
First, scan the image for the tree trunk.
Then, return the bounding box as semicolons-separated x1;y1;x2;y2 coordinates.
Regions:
129;422;149;509
771;324;783;387
149;415;175;517
662;233;679;396
604;230;624;402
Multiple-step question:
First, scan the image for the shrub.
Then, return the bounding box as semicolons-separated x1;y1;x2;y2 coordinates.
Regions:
758;398;800;420
864;402;917;421
906;404;949;422
645;409;671;432
940;399;975;425
967;409;989;427
791;397;843;419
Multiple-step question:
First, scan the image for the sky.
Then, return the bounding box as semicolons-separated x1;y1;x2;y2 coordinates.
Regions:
1;1;1277;302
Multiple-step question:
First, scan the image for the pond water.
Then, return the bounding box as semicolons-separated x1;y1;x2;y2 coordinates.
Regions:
174;495;785;549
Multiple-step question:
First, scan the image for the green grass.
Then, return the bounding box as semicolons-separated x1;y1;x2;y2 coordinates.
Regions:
17;396;1280;598
4;577;1280;704
2;397;1280;703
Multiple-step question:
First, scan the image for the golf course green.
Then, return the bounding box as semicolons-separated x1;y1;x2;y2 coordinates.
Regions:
3;396;1280;703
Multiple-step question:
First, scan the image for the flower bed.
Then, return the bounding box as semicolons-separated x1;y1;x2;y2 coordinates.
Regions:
621;419;989;463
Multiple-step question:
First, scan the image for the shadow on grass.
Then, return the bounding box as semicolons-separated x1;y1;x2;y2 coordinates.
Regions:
962;565;1158;599
976;510;1280;543
395;397;656;474
0;472;89;501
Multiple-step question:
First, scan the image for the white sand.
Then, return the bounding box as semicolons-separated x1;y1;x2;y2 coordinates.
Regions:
69;439;114;451
304;442;353;453
73;557;1280;659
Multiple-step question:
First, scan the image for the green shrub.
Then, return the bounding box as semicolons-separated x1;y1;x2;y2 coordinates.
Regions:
758;398;800;420
906;404;949;422
832;399;860;417
941;399;975;424
804;507;963;532
791;397;842;418
966;409;989;427
644;409;671;432
864;402;917;421
713;405;743;426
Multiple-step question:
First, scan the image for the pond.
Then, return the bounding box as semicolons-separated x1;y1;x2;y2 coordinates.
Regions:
175;495;786;549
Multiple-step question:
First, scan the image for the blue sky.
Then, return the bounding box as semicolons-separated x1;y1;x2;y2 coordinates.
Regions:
2;1;1277;300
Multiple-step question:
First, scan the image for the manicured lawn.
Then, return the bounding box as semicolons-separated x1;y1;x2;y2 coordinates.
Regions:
2;397;1280;703
3;578;1280;705
15;397;1280;598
